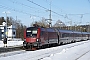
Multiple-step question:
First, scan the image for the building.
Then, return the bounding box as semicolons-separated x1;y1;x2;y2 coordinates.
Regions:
7;25;16;40
0;30;1;40
0;22;16;40
0;22;6;40
53;20;66;28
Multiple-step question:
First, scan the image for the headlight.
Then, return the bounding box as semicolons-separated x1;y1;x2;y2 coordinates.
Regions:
24;39;26;41
37;39;39;41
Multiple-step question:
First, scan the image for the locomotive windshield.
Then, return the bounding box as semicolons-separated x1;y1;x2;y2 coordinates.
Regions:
26;28;37;37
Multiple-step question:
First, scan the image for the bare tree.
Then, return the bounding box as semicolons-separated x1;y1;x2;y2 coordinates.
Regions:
30;17;48;27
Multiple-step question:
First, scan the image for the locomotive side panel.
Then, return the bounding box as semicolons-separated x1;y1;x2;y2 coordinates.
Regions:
46;28;58;44
39;28;48;45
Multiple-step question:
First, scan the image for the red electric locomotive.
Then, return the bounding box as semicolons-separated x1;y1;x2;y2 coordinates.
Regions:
23;27;59;50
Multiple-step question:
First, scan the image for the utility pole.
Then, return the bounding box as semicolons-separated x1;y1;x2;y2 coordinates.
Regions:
16;16;17;21
49;0;52;27
3;12;8;39
2;11;10;41
49;0;51;20
45;0;52;28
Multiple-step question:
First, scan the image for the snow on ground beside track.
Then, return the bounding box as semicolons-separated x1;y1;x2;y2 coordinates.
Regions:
0;41;23;47
0;40;90;60
42;40;90;60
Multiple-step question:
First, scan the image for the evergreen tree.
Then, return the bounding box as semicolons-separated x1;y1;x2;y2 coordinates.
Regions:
0;17;5;25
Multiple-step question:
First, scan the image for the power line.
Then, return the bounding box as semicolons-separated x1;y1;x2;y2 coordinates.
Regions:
5;0;73;21
88;0;90;3
67;13;90;15
26;0;66;18
27;0;48;10
0;4;42;18
8;0;33;8
8;0;43;11
44;0;67;15
7;0;47;16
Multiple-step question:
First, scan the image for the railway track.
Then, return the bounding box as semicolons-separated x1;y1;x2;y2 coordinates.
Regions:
0;50;26;57
0;46;23;53
75;50;90;60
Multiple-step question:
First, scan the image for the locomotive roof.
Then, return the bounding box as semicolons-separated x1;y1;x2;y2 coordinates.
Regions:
40;28;56;32
26;27;90;34
27;27;38;28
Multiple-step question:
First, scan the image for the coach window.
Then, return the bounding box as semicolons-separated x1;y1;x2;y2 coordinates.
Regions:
75;34;79;37
62;33;64;38
65;33;67;37
66;33;69;37
62;33;68;37
69;33;72;37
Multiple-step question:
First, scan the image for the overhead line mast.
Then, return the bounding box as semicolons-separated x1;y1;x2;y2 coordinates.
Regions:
45;0;52;27
49;0;52;27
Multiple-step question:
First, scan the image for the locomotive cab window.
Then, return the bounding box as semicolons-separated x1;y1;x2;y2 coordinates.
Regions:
32;30;37;34
26;30;31;37
26;29;37;37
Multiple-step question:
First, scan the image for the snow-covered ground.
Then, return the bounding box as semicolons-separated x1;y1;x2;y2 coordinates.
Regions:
0;40;90;60
0;40;23;47
42;41;90;60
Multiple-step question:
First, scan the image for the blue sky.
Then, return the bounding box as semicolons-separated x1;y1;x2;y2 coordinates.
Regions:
0;0;90;26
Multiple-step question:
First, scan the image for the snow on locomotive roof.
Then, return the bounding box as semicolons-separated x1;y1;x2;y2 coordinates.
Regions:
73;31;82;34
27;27;38;30
46;28;55;32
73;31;90;34
82;32;90;34
58;29;73;33
40;28;46;31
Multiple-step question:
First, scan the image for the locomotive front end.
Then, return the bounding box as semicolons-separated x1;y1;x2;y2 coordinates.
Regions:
23;27;41;49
